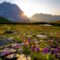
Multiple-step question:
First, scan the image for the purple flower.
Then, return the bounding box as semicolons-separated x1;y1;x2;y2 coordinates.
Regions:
28;38;31;43
51;45;57;48
31;46;36;51
35;47;40;52
43;48;50;54
57;47;60;52
15;44;20;49
1;50;10;56
55;54;60;58
12;43;20;49
51;49;57;54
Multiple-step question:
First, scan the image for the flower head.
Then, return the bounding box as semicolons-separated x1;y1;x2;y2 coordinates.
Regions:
35;47;40;52
43;48;50;54
51;49;57;54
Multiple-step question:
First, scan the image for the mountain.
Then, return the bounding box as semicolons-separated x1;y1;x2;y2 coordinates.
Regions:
31;13;60;22
0;2;29;23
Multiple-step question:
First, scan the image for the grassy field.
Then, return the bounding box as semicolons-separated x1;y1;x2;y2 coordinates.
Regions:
0;24;60;37
0;24;60;60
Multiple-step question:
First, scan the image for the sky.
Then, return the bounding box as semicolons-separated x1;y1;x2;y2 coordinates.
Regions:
0;0;60;17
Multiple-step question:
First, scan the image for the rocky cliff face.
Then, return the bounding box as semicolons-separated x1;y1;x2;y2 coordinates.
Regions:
0;2;29;23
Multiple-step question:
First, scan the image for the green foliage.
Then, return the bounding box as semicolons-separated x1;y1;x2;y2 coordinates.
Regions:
15;37;23;43
43;54;54;60
23;46;31;55
0;58;2;60
31;52;43;60
31;53;54;60
0;17;13;23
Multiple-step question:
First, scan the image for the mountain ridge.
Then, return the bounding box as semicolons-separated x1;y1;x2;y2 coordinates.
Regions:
0;2;29;23
31;13;60;22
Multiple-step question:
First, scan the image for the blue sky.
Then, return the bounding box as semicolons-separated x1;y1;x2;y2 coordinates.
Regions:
0;0;60;17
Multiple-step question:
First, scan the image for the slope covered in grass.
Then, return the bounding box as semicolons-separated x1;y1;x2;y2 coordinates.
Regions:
0;17;13;23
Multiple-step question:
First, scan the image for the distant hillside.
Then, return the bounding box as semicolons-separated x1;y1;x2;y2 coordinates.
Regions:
31;13;60;22
0;17;13;23
0;2;29;23
50;20;60;24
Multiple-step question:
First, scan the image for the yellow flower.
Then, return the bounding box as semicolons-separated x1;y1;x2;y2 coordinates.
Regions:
40;48;43;52
16;54;20;57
